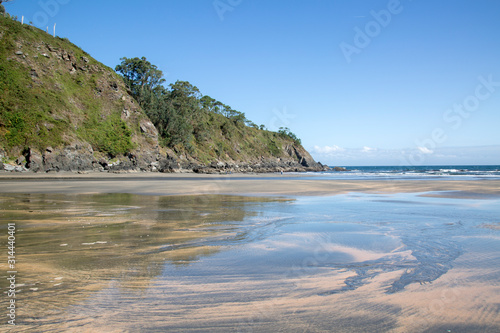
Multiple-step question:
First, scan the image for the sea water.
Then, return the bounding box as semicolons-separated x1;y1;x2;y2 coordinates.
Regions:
310;165;500;180
0;190;499;332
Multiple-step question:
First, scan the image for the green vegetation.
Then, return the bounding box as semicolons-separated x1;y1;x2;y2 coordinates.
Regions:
0;14;136;156
115;57;304;162
0;13;306;166
78;112;133;156
0;24;66;151
278;127;301;145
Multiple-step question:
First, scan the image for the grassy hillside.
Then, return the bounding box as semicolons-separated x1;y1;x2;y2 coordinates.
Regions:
152;85;305;165
0;14;152;159
0;13;323;172
113;57;312;167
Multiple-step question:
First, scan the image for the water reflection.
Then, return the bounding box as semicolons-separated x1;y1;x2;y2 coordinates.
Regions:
0;193;291;329
0;192;499;332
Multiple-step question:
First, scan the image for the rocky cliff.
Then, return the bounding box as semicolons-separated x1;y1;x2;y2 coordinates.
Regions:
0;15;328;174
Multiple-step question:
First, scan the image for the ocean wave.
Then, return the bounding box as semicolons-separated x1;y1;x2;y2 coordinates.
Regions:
299;165;500;180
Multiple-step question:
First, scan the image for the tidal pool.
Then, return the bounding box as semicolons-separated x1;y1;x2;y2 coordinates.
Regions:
1;192;499;332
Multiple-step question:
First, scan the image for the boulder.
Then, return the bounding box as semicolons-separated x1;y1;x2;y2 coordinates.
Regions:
150;161;160;172
108;157;136;172
43;142;95;172
3;164;27;172
139;119;158;139
3;164;15;172
132;148;158;171
26;148;43;172
158;156;181;173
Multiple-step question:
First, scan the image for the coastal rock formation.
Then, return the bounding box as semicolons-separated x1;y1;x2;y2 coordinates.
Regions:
2;140;332;173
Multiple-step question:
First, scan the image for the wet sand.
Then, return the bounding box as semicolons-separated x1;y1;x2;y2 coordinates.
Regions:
1;174;499;332
1;172;500;198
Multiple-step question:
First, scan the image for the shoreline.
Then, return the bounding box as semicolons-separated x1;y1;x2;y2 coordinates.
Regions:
1;172;499;198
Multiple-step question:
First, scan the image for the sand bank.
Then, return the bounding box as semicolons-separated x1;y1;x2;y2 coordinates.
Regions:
1;172;499;198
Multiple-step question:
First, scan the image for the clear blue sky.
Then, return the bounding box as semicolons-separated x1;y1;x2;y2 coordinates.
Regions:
5;0;500;165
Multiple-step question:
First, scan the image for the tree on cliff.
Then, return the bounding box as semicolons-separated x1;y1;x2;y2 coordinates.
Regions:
115;56;303;154
115;58;203;148
160;81;201;147
115;57;169;138
115;57;165;108
279;127;301;145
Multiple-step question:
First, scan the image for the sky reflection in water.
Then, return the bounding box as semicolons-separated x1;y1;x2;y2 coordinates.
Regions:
1;192;499;332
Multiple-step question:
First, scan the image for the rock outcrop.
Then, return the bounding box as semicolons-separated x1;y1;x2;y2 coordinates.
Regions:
1;141;331;174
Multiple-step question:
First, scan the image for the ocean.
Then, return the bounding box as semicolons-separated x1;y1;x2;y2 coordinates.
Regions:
319;165;500;179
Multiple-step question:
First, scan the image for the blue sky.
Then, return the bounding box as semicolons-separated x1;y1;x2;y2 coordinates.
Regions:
4;0;500;165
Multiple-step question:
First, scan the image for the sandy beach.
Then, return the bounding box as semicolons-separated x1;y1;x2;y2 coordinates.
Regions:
1;172;500;332
1;172;500;198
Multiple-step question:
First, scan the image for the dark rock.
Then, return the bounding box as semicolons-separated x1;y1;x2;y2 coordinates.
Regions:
43;142;95;172
158;156;181;173
178;160;191;170
25;148;43;172
133;151;157;171
3;140;330;174
192;153;329;174
292;146;320;169
108;157;135;172
92;160;105;172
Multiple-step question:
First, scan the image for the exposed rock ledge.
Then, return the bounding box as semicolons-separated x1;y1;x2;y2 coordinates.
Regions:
1;143;334;174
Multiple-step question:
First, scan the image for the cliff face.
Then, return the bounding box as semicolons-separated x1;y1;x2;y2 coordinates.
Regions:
0;16;327;173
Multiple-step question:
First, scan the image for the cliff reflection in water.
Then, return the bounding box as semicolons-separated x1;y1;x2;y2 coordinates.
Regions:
2;191;499;332
0;193;290;328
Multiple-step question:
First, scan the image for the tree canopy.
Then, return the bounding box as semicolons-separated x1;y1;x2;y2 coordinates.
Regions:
115;56;303;153
278;127;301;145
115;57;165;106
